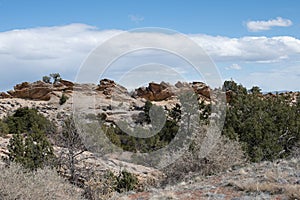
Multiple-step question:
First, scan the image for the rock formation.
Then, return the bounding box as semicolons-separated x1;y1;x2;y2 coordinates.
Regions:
191;81;211;99
135;82;174;101
96;79;128;97
4;80;73;101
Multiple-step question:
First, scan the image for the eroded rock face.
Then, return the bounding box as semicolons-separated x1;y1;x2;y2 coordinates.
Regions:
175;81;189;88
135;82;174;101
97;79;128;97
6;80;74;101
8;81;52;100
192;82;211;99
0;92;11;99
59;79;74;90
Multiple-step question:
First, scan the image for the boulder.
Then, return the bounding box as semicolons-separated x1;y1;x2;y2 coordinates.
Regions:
8;81;52;101
135;82;174;101
192;82;211;99
7;80;74;101
97;79;128;97
14;82;30;90
60;79;74;88
175;81;189;88
0;92;11;99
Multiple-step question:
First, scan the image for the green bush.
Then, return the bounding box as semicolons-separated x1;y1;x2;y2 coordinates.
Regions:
50;73;61;84
222;81;300;162
42;75;51;84
115;170;138;193
0;120;9;136
7;125;55;170
84;169;138;199
4;107;55;134
59;93;69;105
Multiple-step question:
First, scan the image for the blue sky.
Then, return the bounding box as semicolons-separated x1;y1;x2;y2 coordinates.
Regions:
1;0;299;37
0;0;299;91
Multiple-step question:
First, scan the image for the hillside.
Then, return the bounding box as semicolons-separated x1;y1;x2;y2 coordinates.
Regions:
0;78;299;200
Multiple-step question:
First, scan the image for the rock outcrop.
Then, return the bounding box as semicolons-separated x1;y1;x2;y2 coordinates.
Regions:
0;92;11;99
192;81;211;99
135;81;213;101
97;79;128;98
135;82;174;101
5;80;74;101
7;81;52;100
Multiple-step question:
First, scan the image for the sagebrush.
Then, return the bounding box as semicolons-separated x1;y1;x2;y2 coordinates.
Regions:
0;163;85;200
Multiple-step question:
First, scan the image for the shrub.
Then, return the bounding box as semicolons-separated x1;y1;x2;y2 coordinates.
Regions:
0;120;9;136
222;82;300;162
115;170;138;193
59;93;69;105
59;116;85;184
7;125;55;170
4;107;55;134
162;126;245;185
50;73;61;84
0;163;85;200
84;169;138;199
42;75;51;84
84;170;117;200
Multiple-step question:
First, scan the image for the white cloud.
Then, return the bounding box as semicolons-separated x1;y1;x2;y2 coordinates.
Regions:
128;14;144;23
0;24;122;90
246;17;292;32
190;34;300;63
0;23;299;91
226;64;241;70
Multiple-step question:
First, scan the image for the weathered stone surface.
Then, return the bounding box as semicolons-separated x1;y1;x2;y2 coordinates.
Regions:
6;80;74;101
97;79;128;97
14;82;30;90
0;92;11;99
175;81;189;88
8;81;52;100
192;82;211;99
60;79;74;89
135;82;174;101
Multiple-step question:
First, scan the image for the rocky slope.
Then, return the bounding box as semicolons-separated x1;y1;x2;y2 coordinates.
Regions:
0;79;299;199
0;78;215;125
116;158;300;200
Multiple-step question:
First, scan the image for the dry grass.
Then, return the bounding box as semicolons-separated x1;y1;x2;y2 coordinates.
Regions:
162;126;246;185
286;185;300;199
0;163;85;200
231;181;300;199
83;170;117;200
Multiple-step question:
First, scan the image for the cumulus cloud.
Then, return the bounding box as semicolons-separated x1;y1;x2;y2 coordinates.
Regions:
190;34;300;62
0;23;300;91
246;17;292;32
0;24;123;90
226;64;241;70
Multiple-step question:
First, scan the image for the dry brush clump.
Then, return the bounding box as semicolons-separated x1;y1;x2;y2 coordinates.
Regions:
83;169;139;200
83;170;118;200
162;126;246;185
0;163;85;200
231;181;300;199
